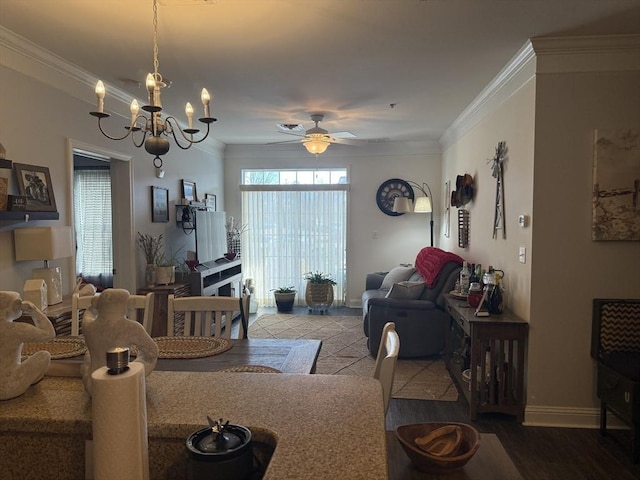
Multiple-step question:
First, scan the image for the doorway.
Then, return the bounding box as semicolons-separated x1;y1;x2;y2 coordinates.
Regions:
67;139;135;293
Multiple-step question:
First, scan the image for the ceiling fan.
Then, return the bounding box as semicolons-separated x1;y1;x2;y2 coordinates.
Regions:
272;114;361;155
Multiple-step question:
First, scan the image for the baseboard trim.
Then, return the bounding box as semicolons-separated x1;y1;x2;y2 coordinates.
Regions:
524;405;629;429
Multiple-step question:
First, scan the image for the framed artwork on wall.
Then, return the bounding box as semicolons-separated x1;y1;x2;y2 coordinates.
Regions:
205;193;216;211
151;186;169;222
592;129;640;241
181;179;197;203
13;163;57;212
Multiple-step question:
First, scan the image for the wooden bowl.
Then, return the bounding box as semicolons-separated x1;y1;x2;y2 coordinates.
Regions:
395;422;480;474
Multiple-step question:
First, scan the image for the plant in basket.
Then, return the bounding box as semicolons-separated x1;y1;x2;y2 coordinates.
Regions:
303;272;336;314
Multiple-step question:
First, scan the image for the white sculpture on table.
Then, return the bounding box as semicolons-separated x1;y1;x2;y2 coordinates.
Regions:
0;291;56;400
81;288;159;394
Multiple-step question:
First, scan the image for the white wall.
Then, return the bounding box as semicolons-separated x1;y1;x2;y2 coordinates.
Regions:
526;42;640;425
440;35;640;427
224;141;442;307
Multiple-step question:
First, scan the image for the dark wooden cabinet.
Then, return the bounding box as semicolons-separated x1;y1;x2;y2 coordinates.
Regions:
444;296;528;422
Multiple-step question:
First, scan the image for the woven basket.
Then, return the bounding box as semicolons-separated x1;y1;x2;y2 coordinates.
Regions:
305;283;334;310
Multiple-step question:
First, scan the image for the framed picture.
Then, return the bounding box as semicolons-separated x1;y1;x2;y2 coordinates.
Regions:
205;193;217;211
13;163;57;212
151;186;169;222
592;129;640;241
181;179;197;203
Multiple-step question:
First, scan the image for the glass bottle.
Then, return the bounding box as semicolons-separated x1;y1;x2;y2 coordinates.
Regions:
460;261;470;296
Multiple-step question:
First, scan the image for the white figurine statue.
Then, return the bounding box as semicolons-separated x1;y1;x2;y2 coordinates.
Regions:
0;291;56;400
81;288;159;394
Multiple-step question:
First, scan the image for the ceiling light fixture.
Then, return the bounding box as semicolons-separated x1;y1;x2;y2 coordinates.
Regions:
302;114;332;156
89;0;216;168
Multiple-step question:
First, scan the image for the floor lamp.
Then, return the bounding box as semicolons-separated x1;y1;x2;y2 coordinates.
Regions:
14;226;73;305
392;181;434;247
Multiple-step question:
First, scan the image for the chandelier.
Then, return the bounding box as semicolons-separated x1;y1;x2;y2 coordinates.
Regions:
89;0;216;168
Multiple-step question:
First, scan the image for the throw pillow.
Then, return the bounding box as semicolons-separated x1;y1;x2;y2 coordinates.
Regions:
381;266;416;289
385;281;425;300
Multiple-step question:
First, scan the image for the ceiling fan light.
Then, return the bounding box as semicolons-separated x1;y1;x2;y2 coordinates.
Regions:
302;134;331;155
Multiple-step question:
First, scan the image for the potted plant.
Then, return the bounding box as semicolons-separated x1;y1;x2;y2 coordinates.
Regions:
155;246;185;285
225;216;248;257
272;286;296;312
303;271;337;313
137;232;163;287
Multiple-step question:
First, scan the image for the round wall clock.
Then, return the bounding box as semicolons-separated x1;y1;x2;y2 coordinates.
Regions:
376;178;414;216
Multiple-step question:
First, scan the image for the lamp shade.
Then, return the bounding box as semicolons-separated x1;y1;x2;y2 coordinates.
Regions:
414;196;432;213
392;197;413;213
14;226;73;261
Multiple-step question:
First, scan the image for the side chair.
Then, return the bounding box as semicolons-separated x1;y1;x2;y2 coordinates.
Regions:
373;321;400;415
166;295;250;339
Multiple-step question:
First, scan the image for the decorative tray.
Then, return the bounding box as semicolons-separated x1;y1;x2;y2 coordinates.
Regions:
448;291;468;300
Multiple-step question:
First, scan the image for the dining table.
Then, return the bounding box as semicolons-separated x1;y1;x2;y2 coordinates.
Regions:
39;337;323;376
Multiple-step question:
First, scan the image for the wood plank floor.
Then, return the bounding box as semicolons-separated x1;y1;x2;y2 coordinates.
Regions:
250;306;639;479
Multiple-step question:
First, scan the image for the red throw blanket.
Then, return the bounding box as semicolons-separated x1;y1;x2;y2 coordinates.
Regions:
414;247;464;287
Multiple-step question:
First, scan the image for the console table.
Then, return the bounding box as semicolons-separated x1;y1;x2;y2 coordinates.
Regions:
444;296;528;422
177;258;242;297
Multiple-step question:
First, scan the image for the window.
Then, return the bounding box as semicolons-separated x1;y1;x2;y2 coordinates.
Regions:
241;169;348;306
73;167;113;288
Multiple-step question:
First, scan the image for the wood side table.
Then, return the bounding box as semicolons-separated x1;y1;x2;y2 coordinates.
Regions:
444;296;528;422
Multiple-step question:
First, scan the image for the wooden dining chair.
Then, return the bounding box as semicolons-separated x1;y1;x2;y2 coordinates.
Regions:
166;295;250;339
70;292;97;336
72;291;155;336
373;321;400;415
126;292;155;335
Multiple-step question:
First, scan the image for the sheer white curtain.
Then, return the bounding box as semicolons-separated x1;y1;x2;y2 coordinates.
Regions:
73;168;113;287
242;186;347;307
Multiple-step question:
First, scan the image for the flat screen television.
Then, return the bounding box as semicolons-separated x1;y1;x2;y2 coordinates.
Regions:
195;211;227;263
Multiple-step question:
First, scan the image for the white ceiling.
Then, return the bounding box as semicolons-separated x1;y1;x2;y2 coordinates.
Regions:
2;0;639;146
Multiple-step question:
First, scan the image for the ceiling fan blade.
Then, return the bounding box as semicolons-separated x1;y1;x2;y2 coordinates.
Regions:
330;131;357;139
330;137;363;146
267;139;301;145
277;131;305;138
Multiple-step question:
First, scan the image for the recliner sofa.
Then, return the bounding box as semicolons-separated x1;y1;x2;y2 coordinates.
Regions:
362;247;463;358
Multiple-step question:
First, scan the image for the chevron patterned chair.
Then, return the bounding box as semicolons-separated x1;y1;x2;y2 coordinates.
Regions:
591;298;640;463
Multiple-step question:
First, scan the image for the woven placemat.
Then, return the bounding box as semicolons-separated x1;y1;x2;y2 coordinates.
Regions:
21;338;86;360
216;365;282;374
152;336;234;359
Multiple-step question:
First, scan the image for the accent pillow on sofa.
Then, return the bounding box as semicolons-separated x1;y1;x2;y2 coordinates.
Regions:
385;281;425;300
380;266;416;289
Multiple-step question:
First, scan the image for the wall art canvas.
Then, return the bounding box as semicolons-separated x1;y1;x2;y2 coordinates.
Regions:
592;129;640;241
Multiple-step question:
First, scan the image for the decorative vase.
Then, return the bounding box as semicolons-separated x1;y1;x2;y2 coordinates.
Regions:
274;292;296;312
305;283;334;314
155;266;175;285
145;264;156;287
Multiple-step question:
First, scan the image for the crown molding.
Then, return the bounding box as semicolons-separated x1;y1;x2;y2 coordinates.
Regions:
0;26;225;154
440;34;640;152
439;40;536;151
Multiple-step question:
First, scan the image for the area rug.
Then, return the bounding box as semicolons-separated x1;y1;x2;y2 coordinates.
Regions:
248;313;458;402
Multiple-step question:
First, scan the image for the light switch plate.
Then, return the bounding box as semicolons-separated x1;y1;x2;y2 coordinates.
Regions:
518;246;526;263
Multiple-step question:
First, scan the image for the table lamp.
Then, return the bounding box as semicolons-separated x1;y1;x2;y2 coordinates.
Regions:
14;226;73;305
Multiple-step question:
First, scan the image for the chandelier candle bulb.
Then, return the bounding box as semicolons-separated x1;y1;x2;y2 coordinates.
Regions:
130;100;139;127
201;88;211;118
185;103;194;129
146;74;156;106
95;81;105;113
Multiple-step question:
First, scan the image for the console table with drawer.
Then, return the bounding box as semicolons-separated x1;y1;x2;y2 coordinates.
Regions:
444;295;528;422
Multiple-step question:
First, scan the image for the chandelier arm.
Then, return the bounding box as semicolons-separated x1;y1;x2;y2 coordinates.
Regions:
164;117;211;147
96;117;134;141
131;129;148;149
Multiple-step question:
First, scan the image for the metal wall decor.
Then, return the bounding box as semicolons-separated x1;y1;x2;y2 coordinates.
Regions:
489;141;508;239
458;209;469;248
444;180;451;238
